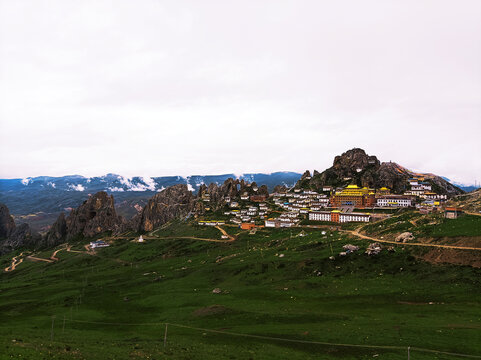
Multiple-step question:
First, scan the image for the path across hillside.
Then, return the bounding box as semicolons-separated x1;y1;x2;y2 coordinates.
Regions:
110;225;236;243
4;244;96;273
342;228;481;251
465;211;481;217
4;252;25;272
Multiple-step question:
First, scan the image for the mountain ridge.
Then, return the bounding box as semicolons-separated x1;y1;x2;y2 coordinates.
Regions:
296;148;464;196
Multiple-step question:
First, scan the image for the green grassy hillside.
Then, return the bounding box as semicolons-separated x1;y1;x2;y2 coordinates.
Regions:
1;221;480;359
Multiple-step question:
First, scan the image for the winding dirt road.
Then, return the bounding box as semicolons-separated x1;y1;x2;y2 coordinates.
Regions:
4;252;25;272
342;228;481;251
26;255;54;263
215;226;235;241
109;225;236;244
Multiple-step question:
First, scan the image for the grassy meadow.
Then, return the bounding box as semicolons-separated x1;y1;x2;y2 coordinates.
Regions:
1;220;480;359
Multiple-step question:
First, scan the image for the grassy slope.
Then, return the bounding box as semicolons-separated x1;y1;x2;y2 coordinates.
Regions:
361;211;481;239
0;222;480;360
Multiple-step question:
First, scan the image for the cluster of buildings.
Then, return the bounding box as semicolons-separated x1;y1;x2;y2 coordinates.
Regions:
198;175;453;228
404;177;447;200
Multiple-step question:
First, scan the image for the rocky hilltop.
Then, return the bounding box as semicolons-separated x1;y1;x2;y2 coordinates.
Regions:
130;184;196;233
197;178;269;213
296;148;464;195
0;203;40;254
45;191;123;247
0;203;16;239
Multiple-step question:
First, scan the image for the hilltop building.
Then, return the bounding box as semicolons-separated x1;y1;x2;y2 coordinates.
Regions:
330;185;375;208
376;187;391;196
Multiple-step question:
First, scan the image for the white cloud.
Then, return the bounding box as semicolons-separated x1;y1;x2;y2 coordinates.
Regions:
108;187;124;192
47;182;56;188
141;177;157;191
68;184;85;191
187;183;194;192
117;175;157;191
21;178;32;185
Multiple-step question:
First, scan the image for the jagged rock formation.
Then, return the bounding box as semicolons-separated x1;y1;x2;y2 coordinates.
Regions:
0;203;40;254
197;178;269;213
45;191;123;245
273;184;288;193
133;184;196;233
0;203;16;239
296;148;464;196
43;212;67;248
66;192;121;239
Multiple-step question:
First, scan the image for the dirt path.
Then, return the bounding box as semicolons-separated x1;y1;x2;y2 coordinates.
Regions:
465;211;481;217
408;219;418;226
50;248;64;261
4;252;25;272
154;236;234;243
342;228;481;251
107;232;235;244
215;225;235;241
26;255;54;263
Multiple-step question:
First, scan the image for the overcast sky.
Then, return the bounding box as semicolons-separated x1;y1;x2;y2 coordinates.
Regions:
1;0;480;184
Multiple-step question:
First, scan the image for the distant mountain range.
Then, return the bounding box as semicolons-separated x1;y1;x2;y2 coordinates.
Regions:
0;172;301;218
1;148;477;233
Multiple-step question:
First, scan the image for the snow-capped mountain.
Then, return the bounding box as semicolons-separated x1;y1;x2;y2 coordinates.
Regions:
0;172;301;217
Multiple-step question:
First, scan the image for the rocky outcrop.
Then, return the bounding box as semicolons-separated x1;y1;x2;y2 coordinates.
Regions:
0;203;40;254
273;184;288;193
197;178;269;212
43;192;123;245
65;191;121;239
135;184;196;232
0;203;16;239
44;212;67;248
5;223;41;249
396;232;414;243
296;148;464;196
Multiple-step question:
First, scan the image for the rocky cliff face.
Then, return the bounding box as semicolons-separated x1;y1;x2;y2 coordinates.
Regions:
133;184;196;233
44;191;123;245
0;203;40;254
296;148;464;195
43;212;67;248
65;192;121;239
0;203;16;239
196;178;269;213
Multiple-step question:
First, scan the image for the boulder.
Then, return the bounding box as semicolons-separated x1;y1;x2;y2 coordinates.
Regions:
396;232;414;243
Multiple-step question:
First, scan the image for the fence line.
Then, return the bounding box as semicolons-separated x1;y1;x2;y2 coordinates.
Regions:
61;318;481;358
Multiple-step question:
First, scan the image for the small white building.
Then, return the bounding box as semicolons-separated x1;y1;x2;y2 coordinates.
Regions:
90;240;109;249
265;219;277;227
376;195;412;208
309;211;332;222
